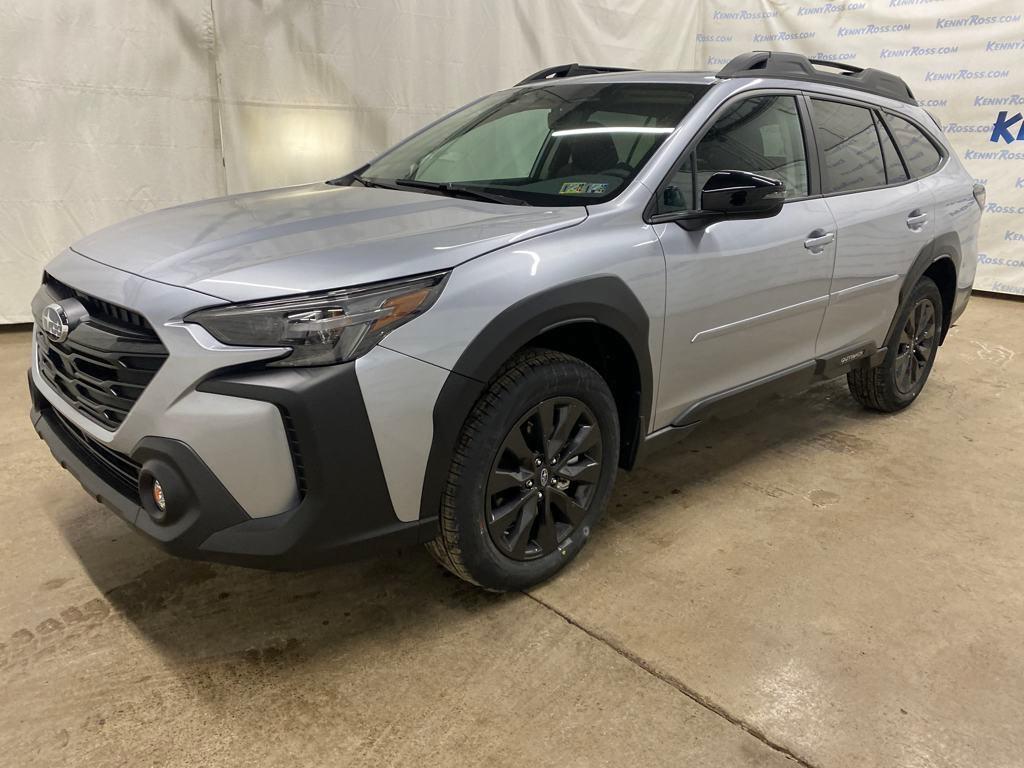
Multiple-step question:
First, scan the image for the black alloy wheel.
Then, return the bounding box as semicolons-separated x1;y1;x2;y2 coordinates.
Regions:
894;297;938;395
426;348;620;590
847;275;943;413
486;397;602;561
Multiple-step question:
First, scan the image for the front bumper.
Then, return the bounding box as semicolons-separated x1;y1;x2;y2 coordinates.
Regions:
30;363;439;569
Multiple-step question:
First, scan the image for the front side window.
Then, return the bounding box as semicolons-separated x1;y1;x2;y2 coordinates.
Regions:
886;115;942;177
359;83;710;206
812;99;886;193
657;94;808;215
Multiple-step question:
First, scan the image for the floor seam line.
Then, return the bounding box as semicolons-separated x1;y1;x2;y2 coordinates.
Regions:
524;591;820;768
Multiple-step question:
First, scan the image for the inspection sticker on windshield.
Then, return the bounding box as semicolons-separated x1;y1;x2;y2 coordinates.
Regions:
559;182;609;195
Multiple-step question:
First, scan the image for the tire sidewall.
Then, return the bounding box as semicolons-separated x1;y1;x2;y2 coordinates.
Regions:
451;357;619;591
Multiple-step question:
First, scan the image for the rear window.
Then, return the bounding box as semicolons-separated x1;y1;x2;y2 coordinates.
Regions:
886;115;943;177
811;99;886;194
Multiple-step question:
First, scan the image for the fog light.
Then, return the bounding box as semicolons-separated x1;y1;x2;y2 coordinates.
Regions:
152;480;167;513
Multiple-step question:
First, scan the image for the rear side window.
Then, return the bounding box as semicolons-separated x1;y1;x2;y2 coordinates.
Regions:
886;115;943;177
875;115;909;184
811;99;886;194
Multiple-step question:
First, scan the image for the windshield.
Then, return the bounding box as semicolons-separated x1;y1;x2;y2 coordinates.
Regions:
358;82;710;206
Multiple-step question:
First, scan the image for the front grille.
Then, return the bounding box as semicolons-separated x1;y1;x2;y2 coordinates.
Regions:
50;408;141;501
43;274;152;331
36;280;168;430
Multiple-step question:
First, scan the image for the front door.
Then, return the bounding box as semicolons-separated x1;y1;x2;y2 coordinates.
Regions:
652;93;836;430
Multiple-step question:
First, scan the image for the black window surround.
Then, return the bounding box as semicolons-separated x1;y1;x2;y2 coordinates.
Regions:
644;86;949;223
882;112;945;179
873;110;910;185
811;98;889;195
805;94;948;199
644;88;821;222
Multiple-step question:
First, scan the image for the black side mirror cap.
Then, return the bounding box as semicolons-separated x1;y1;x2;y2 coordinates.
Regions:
700;170;786;216
648;170;786;230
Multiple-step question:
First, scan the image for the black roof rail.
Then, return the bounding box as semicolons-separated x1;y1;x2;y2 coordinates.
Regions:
717;51;916;105
517;63;637;86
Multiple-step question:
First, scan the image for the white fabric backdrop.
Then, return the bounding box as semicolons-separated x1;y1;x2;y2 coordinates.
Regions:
0;0;700;322
212;0;702;192
697;0;1024;297
0;0;1018;322
1;0;226;323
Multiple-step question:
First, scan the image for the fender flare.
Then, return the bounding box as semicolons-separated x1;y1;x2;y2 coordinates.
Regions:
884;231;961;346
417;275;653;521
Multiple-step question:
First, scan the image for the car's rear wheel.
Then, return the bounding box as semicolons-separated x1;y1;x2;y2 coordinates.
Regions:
426;348;619;591
848;276;943;412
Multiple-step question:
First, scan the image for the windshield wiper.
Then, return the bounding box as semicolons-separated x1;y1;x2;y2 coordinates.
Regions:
393;179;529;206
351;173;386;188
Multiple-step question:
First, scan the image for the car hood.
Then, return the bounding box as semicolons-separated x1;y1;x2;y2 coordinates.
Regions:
71;183;586;303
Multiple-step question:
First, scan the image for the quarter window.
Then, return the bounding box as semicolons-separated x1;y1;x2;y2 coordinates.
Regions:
811;99;886;193
886;115;942;177
658;94;808;214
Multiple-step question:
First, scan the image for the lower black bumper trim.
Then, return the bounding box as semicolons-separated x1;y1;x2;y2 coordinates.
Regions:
31;365;438;570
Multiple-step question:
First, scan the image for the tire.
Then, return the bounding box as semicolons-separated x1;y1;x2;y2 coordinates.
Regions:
426;348;620;591
847;276;943;413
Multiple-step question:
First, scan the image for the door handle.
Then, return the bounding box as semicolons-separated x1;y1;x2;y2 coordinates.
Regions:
803;229;835;253
906;209;929;230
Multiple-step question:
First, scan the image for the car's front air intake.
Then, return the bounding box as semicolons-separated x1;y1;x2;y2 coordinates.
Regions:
49;407;142;501
36;275;168;430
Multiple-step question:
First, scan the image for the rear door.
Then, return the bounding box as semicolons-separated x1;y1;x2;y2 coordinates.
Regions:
652;92;837;429
811;97;934;355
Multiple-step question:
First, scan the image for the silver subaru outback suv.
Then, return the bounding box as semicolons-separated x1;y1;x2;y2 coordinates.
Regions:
30;52;982;590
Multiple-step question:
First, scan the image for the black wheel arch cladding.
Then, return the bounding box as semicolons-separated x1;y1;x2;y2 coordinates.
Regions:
419;275;653;521
890;231;961;346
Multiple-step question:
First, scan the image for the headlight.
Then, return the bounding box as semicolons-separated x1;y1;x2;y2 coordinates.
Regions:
186;272;448;367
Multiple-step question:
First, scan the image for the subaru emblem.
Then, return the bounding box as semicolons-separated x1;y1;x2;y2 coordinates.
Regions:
41;303;71;343
40;299;87;344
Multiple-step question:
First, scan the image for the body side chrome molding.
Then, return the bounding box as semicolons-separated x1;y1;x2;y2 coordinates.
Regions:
691;295;829;343
830;274;901;301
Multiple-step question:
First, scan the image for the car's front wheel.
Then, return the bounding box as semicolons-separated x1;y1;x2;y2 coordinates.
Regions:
427;348;619;591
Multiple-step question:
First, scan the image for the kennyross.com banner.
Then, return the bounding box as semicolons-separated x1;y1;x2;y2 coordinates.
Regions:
697;0;1024;297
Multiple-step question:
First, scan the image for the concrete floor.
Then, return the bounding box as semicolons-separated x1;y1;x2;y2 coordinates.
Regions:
1;294;1021;768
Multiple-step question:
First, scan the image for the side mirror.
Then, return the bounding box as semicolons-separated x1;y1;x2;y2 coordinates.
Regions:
649;170;786;230
700;170;785;218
